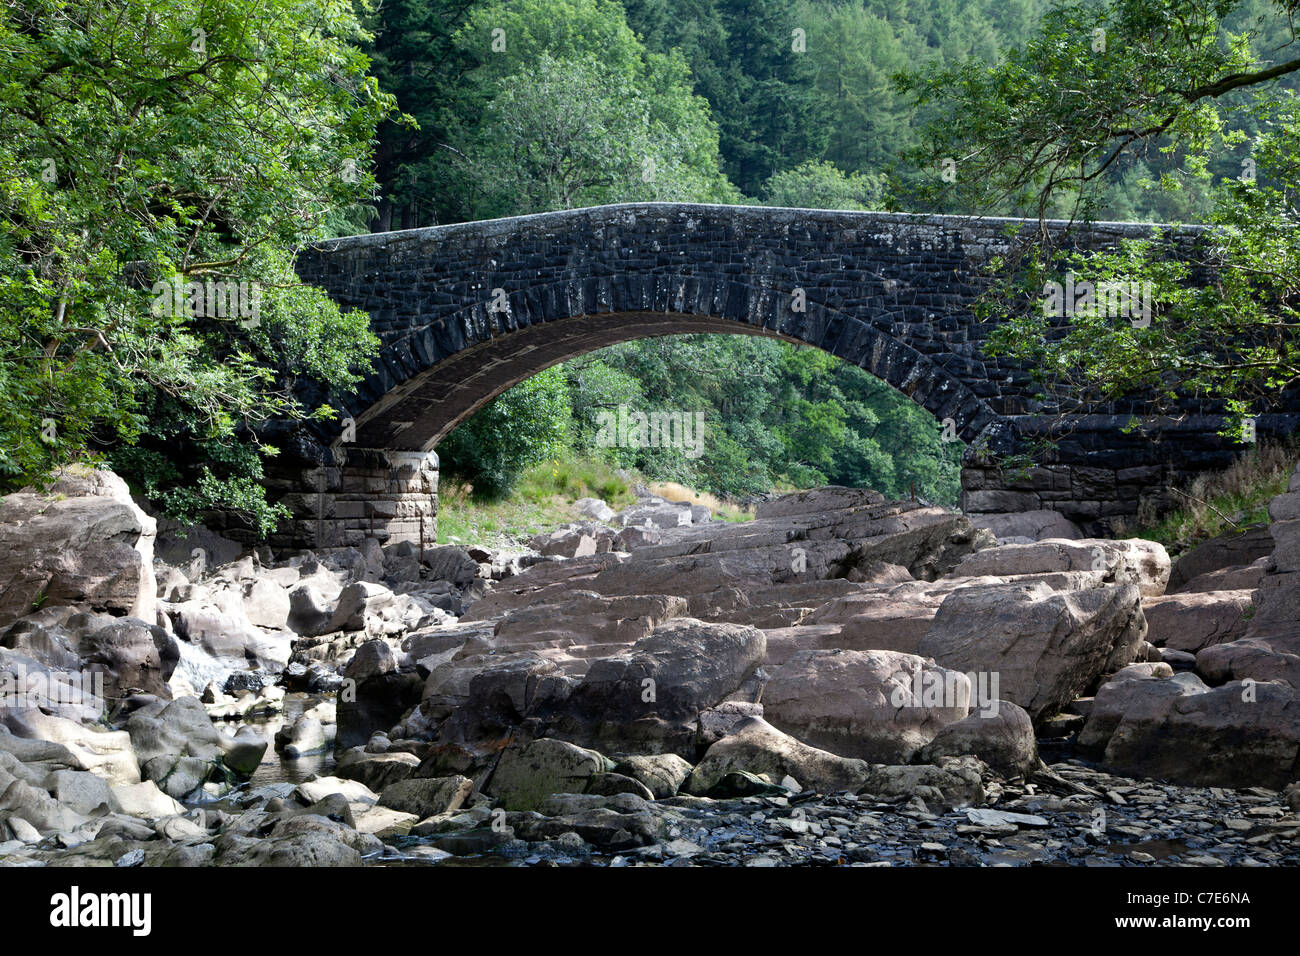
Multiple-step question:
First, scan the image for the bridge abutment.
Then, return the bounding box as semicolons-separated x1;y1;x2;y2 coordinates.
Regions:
264;447;438;552
962;413;1299;535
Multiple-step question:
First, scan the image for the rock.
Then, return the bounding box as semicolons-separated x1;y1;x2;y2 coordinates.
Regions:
1103;662;1174;683
763;648;972;762
287;584;334;637
1079;674;1300;789
377;775;474;818
0;710;139;785
241;578;291;630
213;813;374;866
485;737;612;811
583;772;655;801
154;524;244;571
797;589;950;658
275;716;329;758
0;467;157;629
1194;558;1300;687
68;618;179;702
947;538;1169;597
42;769;118;817
966;807;1049;827
430;653;574;748
225;725;269;775
328;581;394;633
334;747;420;791
334;670;424;752
0;777;86;832
613;524;662;550
617;504;692;530
5;814;41;843
857;757;987;809
970;510;1083;542
613;754;694;799
421;546;481;589
1167;525;1275;592
1177;560;1269;593
342;639;396;682
755;486;885;518
917;581;1146;721
1142;591;1253;652
294;776;379;807
530;528;602;558
555;618;765;756
684;717;870;796
126;696;262;797
168;596;291;672
575;498;617;523
107;780;185;819
915;701;1039;778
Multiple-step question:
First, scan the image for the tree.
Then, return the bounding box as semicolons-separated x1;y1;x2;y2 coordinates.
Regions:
464;52;735;216
362;0;484;229
438;366;572;497
762;160;886;210
897;0;1300;434
0;0;393;534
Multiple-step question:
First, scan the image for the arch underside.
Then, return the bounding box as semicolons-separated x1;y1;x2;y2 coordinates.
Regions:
341;303;998;453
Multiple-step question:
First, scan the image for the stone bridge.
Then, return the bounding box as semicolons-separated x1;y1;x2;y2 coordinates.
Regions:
260;202;1297;550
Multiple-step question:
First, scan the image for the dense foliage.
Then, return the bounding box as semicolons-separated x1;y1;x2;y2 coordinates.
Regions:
899;0;1300;432
1;0;392;531
11;0;1298;531
440;334;963;504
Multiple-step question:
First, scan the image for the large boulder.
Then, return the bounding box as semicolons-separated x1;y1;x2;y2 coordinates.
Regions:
126;696;266;798
432;653;574;748
915;701;1039;778
74;618;179;701
1167;525;1275;592
857;757;987;809
613;754;694;799
0;467;157;629
0;710;139;785
970;510;1083;543
762;648;972;763
554;618;765;756
1142;591;1253;653
168;595;292;673
484;737;611;811
377;775;474;818
916;581;1146;722
684;717;870;796
947;538;1169;597
1079;672;1300;789
334;747;420;791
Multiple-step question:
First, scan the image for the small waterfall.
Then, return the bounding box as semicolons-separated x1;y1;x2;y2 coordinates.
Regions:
173;638;233;695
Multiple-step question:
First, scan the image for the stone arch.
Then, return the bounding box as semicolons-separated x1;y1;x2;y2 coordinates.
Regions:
333;277;995;455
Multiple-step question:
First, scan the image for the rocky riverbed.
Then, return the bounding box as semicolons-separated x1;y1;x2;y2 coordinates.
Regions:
2;465;1299;867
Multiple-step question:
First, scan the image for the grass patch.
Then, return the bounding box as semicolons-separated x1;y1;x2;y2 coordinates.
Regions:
435;454;758;547
436;455;636;547
646;480;753;522
1124;440;1298;555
